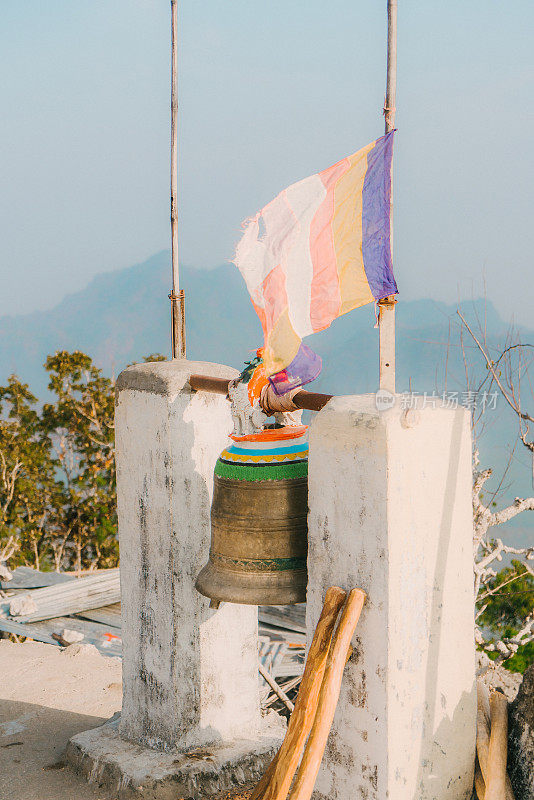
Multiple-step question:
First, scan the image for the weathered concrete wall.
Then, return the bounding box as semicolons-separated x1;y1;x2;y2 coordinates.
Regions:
307;395;476;800
115;360;261;751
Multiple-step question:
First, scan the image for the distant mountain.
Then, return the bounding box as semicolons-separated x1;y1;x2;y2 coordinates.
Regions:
0;252;262;396
0;251;532;548
0;249;516;396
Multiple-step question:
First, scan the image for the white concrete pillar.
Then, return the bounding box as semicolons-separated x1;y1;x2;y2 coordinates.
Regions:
307;395;476;800
115;360;261;751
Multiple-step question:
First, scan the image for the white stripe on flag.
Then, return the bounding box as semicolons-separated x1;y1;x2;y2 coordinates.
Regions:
234;215;265;305
283;174;326;338
235;191;299;309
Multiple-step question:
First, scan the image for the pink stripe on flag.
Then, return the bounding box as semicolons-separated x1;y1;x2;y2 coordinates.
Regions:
319;157;351;189
261;263;288;332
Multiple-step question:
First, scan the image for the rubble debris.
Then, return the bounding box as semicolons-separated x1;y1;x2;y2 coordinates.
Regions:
0;565;73;590
259;604;305;635
61;642;103;658
0;568;306;689
477;651;523;702
0;568;120;623
0;613;122;656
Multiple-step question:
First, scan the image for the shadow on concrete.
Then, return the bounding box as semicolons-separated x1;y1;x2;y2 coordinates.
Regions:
0;698;116;799
412;408;476;799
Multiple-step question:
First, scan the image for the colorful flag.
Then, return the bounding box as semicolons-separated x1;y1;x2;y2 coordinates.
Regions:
233;132;398;390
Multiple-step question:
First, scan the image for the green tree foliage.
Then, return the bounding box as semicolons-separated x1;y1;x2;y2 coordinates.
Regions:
0;351;123;572
477;560;534;632
142;353;167;363
477;559;534;673
504;641;534;674
41;351;117;572
0;377;57;570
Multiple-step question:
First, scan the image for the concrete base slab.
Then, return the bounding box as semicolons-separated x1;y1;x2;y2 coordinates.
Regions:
66;714;284;800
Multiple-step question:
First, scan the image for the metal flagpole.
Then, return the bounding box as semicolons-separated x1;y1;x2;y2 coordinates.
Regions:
169;0;186;359
378;0;397;392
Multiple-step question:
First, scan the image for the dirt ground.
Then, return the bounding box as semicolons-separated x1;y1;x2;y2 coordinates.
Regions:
0;639;122;800
0;639;263;800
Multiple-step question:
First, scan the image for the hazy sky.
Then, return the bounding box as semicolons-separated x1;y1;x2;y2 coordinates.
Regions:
1;1;533;325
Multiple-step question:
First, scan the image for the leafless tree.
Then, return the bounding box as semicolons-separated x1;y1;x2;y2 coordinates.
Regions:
457;310;534;662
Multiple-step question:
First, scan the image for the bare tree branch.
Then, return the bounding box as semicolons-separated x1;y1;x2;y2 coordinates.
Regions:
457;310;534;424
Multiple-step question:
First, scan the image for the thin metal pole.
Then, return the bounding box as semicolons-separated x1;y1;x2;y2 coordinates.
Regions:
169;0;186;359
378;0;397;393
384;0;397;136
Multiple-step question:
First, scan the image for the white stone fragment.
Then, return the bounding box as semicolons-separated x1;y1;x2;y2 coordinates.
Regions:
60;628;85;644
9;593;38;617
62;642;101;658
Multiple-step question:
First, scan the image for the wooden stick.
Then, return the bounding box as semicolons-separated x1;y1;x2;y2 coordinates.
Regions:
475;757;486;800
258;663;294;713
485;691;509;800
250;587;347;800
477;679;492;781
263;676;302;709
287;588;366;800
476;681;515;800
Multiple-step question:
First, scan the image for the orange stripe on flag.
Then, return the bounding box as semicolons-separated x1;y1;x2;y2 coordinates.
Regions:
332;144;375;314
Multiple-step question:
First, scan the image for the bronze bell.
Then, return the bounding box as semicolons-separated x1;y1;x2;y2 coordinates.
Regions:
195;425;309;606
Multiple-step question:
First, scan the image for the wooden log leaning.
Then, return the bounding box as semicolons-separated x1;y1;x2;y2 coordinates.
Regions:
287;588;366;800
476;680;515;800
477;679;492;796
250;586;347;800
485;691;509;800
475;759;486;800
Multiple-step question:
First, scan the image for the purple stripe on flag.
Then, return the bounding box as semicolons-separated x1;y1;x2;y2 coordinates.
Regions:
361;131;398;301
269;343;322;395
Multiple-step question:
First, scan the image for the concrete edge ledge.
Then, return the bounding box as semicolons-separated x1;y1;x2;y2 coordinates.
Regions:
65;718;282;800
115;360;239;399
